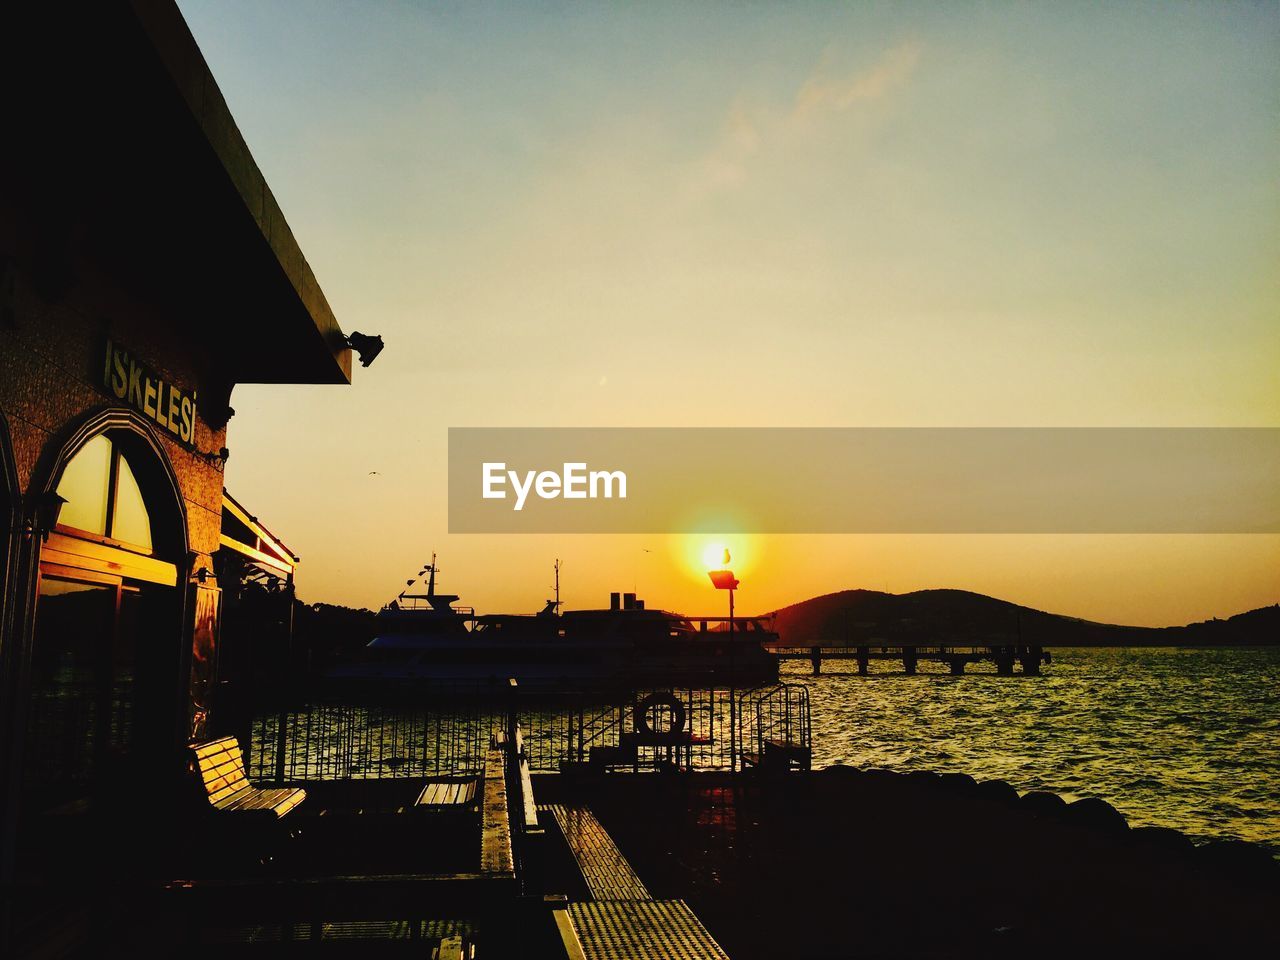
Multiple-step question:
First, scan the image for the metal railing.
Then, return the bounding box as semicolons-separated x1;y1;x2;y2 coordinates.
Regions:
520;687;745;772
246;684;791;782
737;683;812;760
248;698;493;782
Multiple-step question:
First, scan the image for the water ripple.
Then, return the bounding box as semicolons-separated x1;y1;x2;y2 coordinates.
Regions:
787;646;1280;852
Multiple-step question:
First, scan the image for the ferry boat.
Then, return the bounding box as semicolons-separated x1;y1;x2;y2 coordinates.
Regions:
329;557;779;688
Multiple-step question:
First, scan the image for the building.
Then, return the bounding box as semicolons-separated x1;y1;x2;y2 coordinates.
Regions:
0;2;353;950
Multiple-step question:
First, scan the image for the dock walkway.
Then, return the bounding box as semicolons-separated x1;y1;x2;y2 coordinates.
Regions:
568;900;729;960
540;804;650;901
540;803;728;960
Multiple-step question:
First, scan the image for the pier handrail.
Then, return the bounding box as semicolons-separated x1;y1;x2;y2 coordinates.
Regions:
736;683;812;770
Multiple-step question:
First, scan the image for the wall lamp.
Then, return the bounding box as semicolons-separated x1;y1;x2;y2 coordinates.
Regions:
200;447;231;471
189;551;215;584
23;491;67;542
346;331;385;368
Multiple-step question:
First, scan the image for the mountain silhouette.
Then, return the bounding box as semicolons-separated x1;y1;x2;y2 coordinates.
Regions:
762;589;1279;647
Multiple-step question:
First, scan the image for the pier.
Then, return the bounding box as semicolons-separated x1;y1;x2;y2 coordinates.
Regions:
765;642;1050;675
10;670;1278;957
156;681;761;957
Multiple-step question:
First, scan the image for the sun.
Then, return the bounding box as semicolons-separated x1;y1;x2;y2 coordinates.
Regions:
672;534;757;586
701;542;731;571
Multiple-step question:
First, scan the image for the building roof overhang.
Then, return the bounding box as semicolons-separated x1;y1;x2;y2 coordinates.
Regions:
6;1;353;386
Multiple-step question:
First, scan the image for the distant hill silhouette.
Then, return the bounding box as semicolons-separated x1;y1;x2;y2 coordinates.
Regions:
761;589;1279;647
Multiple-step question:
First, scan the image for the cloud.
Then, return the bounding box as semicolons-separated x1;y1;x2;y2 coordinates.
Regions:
694;39;923;195
793;40;922;119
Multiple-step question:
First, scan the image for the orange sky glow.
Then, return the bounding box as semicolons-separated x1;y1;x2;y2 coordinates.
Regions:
175;1;1279;628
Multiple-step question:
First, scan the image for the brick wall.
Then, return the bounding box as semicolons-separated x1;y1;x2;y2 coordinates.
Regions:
0;241;228;568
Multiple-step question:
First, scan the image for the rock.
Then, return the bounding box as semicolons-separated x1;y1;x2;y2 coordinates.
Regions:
1129;826;1195;856
939;772;977;793
1019;790;1068;818
1196;839;1280;882
906;770;941;789
860;767;900;788
1066;797;1129;833
823;764;863;782
975;779;1020;807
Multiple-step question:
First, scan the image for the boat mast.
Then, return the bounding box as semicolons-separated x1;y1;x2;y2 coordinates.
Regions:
426;552;437;599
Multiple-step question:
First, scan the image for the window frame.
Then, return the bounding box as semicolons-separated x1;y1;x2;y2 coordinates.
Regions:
54;436;156;556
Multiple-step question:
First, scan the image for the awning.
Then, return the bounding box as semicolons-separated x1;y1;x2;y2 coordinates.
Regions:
218;489;298;579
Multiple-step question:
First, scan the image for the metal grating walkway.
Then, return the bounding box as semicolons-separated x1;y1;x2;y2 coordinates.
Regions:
541;803;730;958
568;900;730;960
541;803;652;901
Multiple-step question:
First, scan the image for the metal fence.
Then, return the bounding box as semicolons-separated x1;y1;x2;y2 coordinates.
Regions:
520;687;744;772
247;684;813;782
739;684;812;758
248;699;494;781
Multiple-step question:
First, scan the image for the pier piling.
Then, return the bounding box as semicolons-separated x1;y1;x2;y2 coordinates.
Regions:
766;641;1051;676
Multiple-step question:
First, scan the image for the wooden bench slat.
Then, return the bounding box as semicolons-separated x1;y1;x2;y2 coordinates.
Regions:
193;736;239;758
204;767;248;788
415;778;481;809
199;754;243;775
209;785;248;805
206;770;248;790
211;786;256;811
196;743;237;762
272;789;306;818
206;774;249;795
191;738;305;819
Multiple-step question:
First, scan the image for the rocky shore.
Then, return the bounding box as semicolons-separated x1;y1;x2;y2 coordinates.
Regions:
556;766;1279;958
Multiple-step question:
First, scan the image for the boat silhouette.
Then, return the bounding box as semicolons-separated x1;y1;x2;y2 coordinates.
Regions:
328;556;778;688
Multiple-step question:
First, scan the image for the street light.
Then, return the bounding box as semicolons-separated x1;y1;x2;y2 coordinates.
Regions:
345;331;385;367
708;557;740;771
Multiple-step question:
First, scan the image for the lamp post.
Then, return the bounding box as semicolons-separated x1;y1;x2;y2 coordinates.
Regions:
708;565;739;771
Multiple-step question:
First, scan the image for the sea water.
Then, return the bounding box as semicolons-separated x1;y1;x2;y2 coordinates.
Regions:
785;646;1280;852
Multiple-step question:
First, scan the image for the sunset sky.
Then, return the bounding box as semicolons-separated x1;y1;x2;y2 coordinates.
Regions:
178;1;1279;627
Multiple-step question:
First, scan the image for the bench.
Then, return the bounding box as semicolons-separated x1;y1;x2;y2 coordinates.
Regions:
415;778;479;809
191;736;306;818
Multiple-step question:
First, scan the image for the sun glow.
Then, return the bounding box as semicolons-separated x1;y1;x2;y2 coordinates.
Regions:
702;542;730;571
674;534;758;585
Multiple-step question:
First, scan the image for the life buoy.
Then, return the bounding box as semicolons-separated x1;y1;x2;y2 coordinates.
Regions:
634;691;686;736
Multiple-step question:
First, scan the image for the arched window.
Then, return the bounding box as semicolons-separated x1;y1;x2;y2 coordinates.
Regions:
55;433;154;552
22;423;184;821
